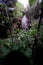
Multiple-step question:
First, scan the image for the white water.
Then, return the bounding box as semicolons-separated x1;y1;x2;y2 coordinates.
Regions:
17;0;30;11
21;15;29;30
38;0;42;3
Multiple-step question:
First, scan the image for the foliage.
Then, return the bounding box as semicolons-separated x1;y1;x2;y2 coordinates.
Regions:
16;1;24;11
16;10;23;17
0;0;43;65
0;27;37;59
16;1;24;17
38;25;43;44
0;22;43;59
29;0;36;6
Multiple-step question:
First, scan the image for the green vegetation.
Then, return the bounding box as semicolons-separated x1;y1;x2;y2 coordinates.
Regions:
29;0;36;6
16;1;24;17
0;0;43;65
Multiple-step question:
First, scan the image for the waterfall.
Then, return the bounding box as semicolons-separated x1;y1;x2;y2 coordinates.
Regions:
21;15;29;31
17;0;30;11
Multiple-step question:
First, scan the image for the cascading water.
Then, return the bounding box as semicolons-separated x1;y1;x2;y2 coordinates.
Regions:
21;14;29;31
17;0;30;11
